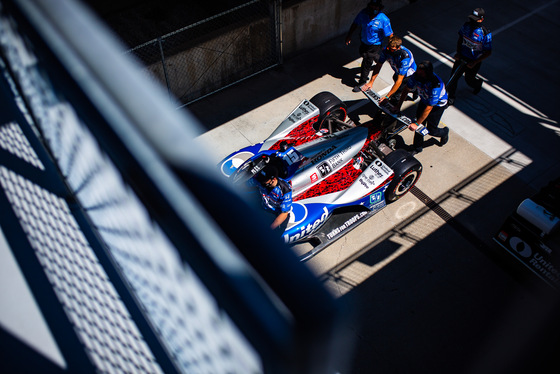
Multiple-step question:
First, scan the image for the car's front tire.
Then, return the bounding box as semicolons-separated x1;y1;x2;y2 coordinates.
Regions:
383;149;422;203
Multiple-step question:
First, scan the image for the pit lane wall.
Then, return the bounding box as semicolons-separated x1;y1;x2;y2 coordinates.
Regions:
139;0;410;104
282;0;410;57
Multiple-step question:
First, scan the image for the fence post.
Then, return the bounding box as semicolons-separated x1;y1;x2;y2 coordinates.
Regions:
157;37;171;98
276;0;283;65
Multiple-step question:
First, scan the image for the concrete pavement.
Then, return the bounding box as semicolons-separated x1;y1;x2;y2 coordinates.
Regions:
189;0;560;372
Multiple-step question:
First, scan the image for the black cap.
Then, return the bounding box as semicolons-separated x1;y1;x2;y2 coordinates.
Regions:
468;8;485;21
255;165;278;184
417;60;433;76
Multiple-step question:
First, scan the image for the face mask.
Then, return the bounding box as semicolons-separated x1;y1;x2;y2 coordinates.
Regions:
469;19;479;27
368;8;379;17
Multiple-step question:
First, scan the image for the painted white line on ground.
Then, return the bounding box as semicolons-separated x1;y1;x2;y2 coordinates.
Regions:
404;33;454;69
349;1;560;125
401;3;559;170
492;0;559;36
405;32;555;123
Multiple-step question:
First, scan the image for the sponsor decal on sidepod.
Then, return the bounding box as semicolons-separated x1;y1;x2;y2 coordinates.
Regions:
283;206;329;244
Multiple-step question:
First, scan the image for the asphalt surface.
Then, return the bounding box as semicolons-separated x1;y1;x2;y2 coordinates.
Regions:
189;0;560;373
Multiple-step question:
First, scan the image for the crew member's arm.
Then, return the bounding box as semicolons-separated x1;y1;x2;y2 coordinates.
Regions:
271;212;289;230
382;74;405;102
467;50;492;68
383;19;394;40
409;105;433;131
271;188;292;230
454;35;463;60
345;23;358;45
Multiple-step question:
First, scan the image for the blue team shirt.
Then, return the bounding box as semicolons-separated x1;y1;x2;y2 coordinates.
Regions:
378;45;416;77
458;23;492;61
250;178;292;214
354;10;393;45
407;73;448;107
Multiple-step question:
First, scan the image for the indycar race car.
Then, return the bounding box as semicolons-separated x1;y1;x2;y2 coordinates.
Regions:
219;91;422;260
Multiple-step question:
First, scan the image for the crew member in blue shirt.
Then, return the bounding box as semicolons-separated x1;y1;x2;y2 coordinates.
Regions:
447;8;492;105
346;0;393;91
393;60;449;154
360;35;417;103
252;165;292;233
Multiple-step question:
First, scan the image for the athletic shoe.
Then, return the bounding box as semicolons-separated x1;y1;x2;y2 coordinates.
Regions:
439;134;449;146
473;80;483;95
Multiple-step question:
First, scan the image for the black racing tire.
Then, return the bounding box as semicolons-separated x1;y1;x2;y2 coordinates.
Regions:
383;149;422;203
310;91;347;132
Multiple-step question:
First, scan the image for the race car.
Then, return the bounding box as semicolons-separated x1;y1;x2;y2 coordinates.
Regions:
219;91;422;260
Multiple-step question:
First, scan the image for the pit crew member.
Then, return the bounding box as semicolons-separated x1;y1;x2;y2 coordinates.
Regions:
393;60;449;153
361;35;417;103
346;0;394;91
447;7;492;105
252;165;292;233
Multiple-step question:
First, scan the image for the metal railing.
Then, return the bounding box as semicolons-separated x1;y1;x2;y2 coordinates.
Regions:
0;1;344;373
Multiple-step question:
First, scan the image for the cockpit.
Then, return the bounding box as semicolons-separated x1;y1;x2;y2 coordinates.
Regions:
230;146;304;186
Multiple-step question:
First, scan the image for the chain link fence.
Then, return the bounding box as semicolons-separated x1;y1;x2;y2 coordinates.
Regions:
124;0;281;106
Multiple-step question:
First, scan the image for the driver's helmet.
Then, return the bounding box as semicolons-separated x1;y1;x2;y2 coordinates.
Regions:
254;165;278;186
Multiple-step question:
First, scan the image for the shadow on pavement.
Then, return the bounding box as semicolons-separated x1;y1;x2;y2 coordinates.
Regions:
325;155;560;373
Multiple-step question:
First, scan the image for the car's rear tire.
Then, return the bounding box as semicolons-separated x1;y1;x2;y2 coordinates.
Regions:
383;149;422;203
310;91;347;132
